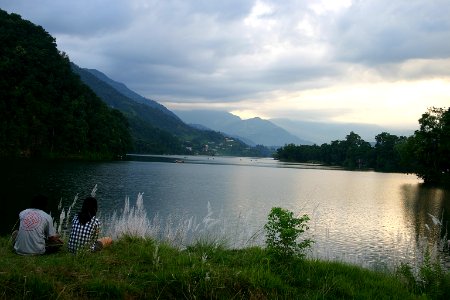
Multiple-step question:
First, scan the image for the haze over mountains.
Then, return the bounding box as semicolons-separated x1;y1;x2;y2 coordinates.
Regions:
74;66;414;148
174;110;415;146
270;119;414;145
174;110;311;147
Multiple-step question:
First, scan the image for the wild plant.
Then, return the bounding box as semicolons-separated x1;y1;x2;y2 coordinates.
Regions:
54;185;96;238
396;212;449;297
54;194;78;238
55;187;286;253
105;193;150;239
264;207;313;259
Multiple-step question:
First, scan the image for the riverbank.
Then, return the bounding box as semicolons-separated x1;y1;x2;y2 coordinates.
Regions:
1;236;449;299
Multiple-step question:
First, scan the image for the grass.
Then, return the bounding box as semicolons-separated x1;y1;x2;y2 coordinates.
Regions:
2;235;445;299
3;226;450;300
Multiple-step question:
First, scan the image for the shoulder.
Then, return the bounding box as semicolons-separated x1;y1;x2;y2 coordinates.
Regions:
72;214;80;224
37;209;53;220
19;208;32;216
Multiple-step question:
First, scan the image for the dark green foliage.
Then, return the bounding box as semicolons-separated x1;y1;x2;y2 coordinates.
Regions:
0;9;132;159
275;107;450;184
275;131;378;170
408;107;450;184
264;207;312;259
374;132;407;172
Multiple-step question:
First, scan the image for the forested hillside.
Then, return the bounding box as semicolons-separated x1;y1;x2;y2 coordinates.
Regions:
73;65;272;156
0;9;131;159
83;68;179;120
71;64;190;154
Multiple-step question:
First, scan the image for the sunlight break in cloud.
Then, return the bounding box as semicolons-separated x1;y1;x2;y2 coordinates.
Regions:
1;0;449;129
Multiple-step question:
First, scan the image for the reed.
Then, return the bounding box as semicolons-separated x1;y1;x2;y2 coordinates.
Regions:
394;211;449;297
101;194;263;250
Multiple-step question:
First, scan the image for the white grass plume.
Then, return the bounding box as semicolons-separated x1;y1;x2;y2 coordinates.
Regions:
91;184;98;197
54;194;78;238
106;193;150;239
102;194;263;250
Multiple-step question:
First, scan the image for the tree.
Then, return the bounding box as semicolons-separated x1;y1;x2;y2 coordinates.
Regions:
374;132;406;172
411;107;450;184
342;132;373;169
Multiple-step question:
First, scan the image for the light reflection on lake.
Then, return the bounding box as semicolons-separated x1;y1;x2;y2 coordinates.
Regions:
1;155;448;270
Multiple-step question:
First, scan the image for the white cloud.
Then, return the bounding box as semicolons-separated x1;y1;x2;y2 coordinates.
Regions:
1;0;449;129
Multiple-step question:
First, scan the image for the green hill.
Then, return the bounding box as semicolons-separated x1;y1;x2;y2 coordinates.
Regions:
72;65;271;156
0;9;131;159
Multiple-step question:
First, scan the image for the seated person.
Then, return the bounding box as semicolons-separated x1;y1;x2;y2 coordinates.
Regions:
13;195;63;255
68;196;112;254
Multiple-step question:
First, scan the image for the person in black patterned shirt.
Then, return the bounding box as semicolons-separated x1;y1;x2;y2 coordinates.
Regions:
68;197;112;254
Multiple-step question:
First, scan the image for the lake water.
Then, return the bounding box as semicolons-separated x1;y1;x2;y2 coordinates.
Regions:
1;155;449;270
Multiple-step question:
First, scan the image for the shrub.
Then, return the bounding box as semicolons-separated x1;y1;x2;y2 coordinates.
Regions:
264;207;313;258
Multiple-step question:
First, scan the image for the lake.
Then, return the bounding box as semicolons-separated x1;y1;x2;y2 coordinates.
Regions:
1;155;449;270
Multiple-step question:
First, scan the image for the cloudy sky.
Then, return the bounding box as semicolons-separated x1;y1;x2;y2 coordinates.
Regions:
2;0;450;129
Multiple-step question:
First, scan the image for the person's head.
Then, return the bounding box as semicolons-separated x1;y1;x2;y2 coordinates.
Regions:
78;196;98;225
30;194;48;211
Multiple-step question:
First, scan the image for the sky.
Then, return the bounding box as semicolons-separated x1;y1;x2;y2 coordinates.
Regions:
2;0;450;130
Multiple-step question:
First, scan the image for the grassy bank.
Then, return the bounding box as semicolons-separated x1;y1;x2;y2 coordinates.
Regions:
1;236;449;299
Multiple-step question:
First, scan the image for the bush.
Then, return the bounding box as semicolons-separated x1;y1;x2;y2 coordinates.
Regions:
264;207;313;258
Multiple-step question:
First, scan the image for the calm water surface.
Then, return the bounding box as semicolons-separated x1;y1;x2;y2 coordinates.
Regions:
1;156;449;269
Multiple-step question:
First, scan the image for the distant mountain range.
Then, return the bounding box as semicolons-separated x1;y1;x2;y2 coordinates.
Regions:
174;110;312;146
71;63;194;137
72;64;270;156
73;64;414;150
174;110;415;146
270;119;414;144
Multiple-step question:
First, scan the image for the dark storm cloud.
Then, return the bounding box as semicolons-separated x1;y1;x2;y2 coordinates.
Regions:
0;0;340;102
1;0;134;36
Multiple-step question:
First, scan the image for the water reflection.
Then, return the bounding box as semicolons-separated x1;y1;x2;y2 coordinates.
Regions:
401;184;450;266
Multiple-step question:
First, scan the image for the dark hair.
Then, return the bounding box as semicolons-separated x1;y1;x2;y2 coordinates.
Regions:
30;194;48;211
78;197;98;225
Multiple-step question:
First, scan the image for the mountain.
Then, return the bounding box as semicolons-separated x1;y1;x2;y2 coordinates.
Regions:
271;118;414;145
72;64;193;137
72;65;270;156
83;68;179;120
0;9;131;158
174;110;312;147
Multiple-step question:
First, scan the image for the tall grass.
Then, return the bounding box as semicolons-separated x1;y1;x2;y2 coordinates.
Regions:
56;187;264;251
54;185;97;239
103;194;263;250
392;211;450;297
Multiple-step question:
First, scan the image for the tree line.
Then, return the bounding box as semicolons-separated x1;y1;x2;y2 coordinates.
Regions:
0;10;132;159
275;107;450;185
